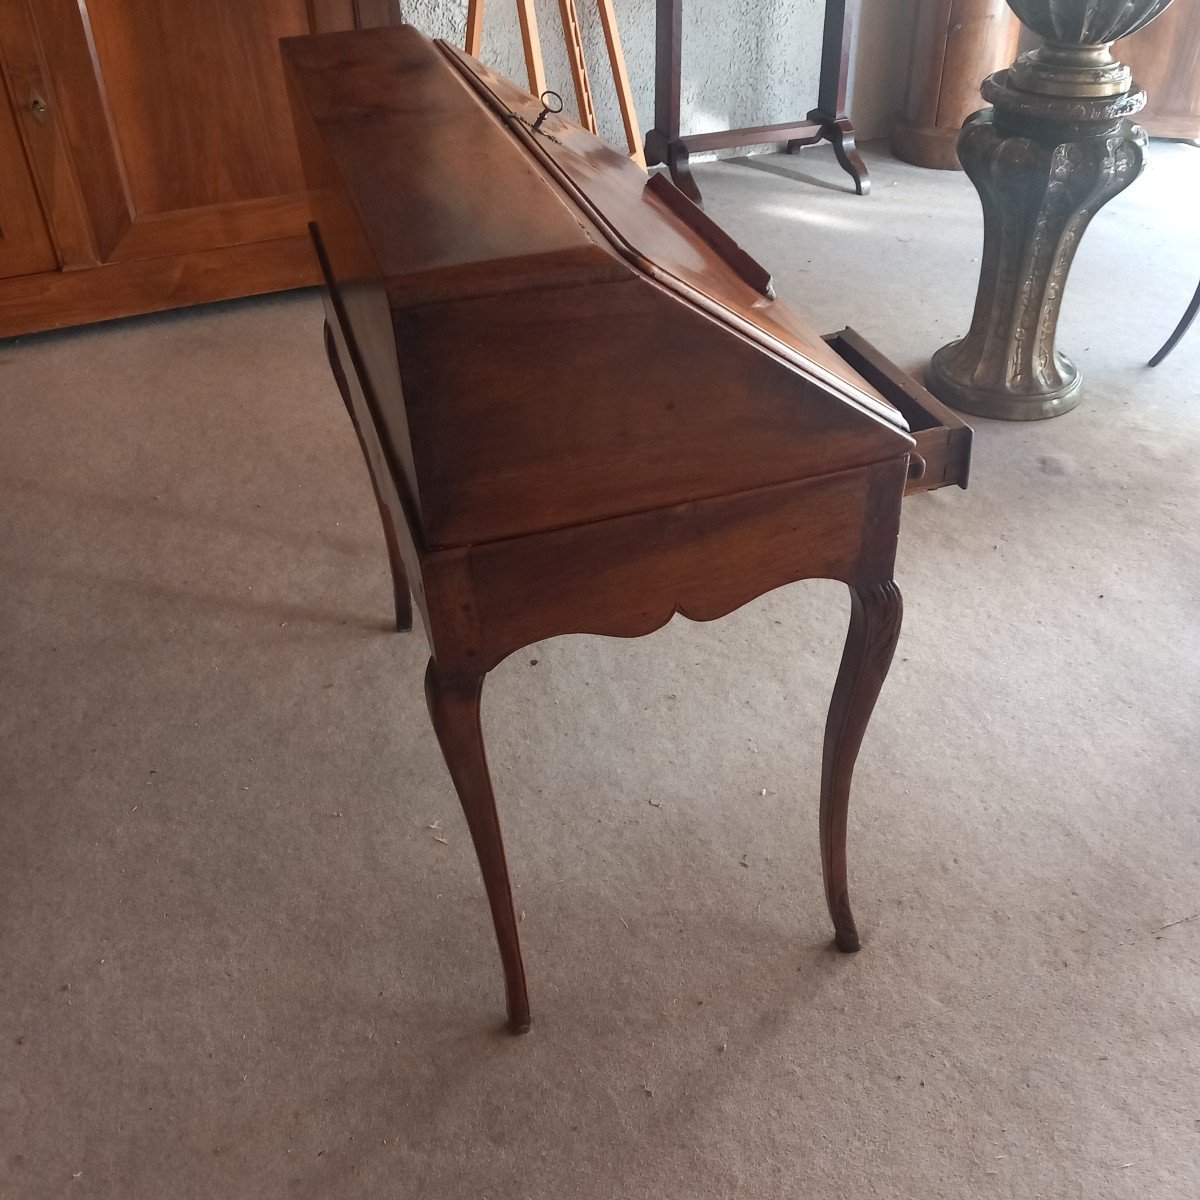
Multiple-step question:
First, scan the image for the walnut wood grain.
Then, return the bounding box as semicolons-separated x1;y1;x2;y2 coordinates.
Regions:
0;0;400;335
823;328;972;494
12;0;132;261
390;279;907;548
0;0;106;267
443;42;887;400
0;234;319;338
83;1;310;214
286;26;968;1032
449;462;900;676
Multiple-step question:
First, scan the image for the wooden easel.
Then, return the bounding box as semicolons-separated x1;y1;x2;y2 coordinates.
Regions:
465;0;646;167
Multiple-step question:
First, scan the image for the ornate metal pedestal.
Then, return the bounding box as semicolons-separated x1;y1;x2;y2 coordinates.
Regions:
930;77;1146;419
929;0;1174;420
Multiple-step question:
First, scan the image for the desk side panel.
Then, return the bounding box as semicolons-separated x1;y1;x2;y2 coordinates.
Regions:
426;461;907;675
284;46;423;525
395;275;913;548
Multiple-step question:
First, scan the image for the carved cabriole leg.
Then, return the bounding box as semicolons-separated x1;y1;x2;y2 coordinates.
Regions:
323;320;413;632
820;579;903;953
424;659;531;1034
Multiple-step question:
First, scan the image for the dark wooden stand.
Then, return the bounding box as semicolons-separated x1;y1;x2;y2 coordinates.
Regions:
644;0;869;205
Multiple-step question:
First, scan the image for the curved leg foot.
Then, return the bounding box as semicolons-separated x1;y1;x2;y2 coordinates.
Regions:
802;112;869;196
323;320;412;632
1149;276;1200;367
828;118;870;197
425;660;531;1034
667;144;703;207
820;580;902;952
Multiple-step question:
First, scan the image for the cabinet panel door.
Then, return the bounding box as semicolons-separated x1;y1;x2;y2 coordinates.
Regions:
1119;0;1200;140
0;74;57;278
87;1;311;214
22;0;321;263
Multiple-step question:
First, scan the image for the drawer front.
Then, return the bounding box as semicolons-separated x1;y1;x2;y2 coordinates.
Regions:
823;328;972;496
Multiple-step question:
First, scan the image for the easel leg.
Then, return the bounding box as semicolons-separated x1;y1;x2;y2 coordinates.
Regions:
820;579;902;952
826;116;870;197
801;0;869;195
597;0;646;166
465;0;484;55
425;660;531;1034
667;143;702;205
515;0;547;97
789;113;870;196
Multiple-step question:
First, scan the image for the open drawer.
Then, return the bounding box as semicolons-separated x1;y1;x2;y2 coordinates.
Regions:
823;327;972;497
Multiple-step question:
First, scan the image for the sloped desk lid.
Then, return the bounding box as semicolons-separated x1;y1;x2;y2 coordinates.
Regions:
282;25;906;435
437;40;905;433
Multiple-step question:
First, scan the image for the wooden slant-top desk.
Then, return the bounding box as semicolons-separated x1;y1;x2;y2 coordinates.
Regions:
282;26;971;1034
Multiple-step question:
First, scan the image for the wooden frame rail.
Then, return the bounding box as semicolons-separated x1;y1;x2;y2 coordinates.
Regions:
644;0;868;205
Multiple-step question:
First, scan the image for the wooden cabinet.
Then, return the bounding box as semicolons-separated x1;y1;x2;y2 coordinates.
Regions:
891;0;1020;170
0;70;56;279
1119;0;1200;141
0;0;400;337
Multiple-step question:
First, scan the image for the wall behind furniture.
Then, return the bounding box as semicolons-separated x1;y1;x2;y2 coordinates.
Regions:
405;0;916;152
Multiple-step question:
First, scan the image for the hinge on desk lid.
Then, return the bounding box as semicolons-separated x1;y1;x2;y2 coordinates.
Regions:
643;172;776;301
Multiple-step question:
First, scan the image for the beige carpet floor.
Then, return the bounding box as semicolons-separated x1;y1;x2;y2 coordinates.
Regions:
2;142;1199;1199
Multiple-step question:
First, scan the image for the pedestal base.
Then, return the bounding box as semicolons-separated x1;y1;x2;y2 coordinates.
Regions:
929;342;1083;421
927;72;1146;420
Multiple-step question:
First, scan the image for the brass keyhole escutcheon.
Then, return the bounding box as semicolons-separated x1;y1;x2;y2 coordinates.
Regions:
27;87;48;124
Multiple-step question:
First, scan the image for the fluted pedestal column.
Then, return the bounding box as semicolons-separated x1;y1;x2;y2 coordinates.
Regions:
929;72;1147;420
